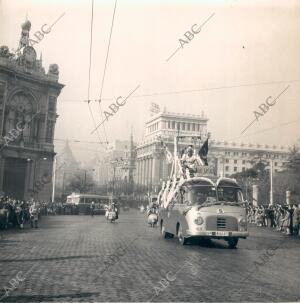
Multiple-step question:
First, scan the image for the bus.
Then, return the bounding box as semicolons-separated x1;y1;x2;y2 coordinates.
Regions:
66;193;116;215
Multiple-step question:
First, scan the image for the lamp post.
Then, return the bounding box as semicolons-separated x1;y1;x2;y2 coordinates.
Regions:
83;168;95;193
269;158;274;206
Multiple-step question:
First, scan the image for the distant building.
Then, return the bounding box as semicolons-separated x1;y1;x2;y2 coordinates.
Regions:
55;140;80;198
0;20;64;200
96;135;136;195
135;108;289;192
209;140;289;177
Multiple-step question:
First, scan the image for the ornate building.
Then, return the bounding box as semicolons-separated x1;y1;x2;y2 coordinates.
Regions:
0;20;64;200
135;108;289;192
136;108;209;192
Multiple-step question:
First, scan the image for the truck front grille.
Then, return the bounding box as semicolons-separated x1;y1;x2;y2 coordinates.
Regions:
206;216;238;231
217;217;226;229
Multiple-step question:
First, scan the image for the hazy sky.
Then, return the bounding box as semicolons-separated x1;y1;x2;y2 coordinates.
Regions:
1;0;299;163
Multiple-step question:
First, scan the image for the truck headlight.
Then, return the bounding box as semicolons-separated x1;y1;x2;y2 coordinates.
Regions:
194;216;204;225
238;218;247;230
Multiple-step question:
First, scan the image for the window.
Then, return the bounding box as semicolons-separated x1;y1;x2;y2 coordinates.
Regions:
182;122;185;130
242;160;246;164
225;166;229;171
183;185;217;205
192;123;195;131
234;167;237;172
242;167;246;172
234;160;237;164
217;188;243;203
187;123;190;131
196;124;200;131
225;159;229;163
168;121;171;129
172;121;175;129
275;162;277;166
177;122;180;130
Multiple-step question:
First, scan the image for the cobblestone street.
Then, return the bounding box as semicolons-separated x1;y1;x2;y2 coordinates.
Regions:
0;211;299;302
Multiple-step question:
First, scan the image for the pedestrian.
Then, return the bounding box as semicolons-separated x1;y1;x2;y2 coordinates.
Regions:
280;206;289;233
269;205;276;228
287;204;294;235
292;204;299;236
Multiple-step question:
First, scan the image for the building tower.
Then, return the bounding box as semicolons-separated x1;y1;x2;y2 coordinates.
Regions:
0;20;64;200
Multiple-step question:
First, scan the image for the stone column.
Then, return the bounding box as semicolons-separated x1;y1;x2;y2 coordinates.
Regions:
145;158;149;188
142;158;146;186
152;155;160;188
149;158;153;191
137;160;140;185
139;160;142;186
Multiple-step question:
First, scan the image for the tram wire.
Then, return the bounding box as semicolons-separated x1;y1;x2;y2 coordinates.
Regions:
86;0;108;149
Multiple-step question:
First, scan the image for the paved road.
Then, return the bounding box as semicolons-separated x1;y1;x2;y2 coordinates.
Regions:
0;210;299;302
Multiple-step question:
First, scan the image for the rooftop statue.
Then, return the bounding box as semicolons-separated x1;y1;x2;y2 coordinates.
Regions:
19;19;31;50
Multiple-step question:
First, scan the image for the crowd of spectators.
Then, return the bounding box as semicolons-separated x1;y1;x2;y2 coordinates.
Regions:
247;203;300;236
0;197;75;229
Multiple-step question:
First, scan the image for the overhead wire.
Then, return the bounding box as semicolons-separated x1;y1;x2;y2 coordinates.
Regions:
96;0;118;144
86;0;108;149
225;117;300;143
59;79;300;103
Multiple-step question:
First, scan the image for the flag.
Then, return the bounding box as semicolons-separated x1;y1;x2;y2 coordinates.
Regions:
199;139;209;166
165;149;173;164
161;141;173;163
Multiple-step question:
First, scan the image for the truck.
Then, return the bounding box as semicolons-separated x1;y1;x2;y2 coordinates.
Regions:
158;134;248;248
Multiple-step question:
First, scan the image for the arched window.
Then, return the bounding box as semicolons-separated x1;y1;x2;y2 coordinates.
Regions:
4;93;37;144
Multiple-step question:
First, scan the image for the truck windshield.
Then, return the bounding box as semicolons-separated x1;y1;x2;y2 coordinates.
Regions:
186;186;217;205
217;187;243;203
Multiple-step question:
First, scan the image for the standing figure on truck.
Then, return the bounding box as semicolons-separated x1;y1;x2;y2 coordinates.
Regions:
181;146;199;178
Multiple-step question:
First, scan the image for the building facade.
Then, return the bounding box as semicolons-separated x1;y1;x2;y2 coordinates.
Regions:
135;108;289;192
0;20;63;200
96;135;136;195
136;108;209;192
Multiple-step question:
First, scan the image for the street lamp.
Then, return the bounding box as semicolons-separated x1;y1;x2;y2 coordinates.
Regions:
83;168;95;193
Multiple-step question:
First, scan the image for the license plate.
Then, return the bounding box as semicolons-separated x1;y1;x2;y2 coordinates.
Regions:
215;231;229;236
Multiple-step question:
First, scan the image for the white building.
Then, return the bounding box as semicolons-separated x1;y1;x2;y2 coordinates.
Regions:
135;108;289;191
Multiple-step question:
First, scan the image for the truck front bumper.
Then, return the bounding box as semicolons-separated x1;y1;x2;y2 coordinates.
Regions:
186;230;249;238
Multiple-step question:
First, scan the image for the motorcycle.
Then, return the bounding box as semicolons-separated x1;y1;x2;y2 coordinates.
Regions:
30;210;38;228
147;212;158;227
0;207;9;229
15;206;26;229
107;210;117;223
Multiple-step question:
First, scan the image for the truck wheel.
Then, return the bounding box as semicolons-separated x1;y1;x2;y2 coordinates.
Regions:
228;238;238;249
177;224;188;245
161;221;172;239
